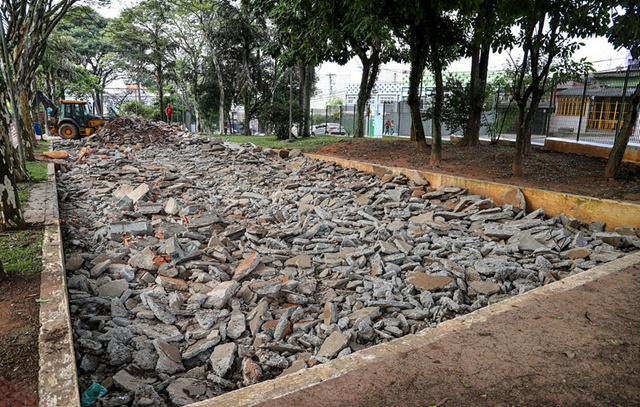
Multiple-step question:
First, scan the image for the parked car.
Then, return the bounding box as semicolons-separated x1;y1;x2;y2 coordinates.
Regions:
309;123;348;136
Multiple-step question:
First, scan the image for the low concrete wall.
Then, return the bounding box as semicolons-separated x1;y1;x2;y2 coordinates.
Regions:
543;137;640;163
305;154;640;230
448;135;640;163
38;163;80;407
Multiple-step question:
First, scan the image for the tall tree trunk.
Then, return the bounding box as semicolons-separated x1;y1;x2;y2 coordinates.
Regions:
0;259;6;281
430;50;444;166
407;44;428;153
459;0;494;147
460;44;490;147
18;88;35;161
298;62;314;138
93;89;104;116
353;45;381;138
0;90;29;182
523;87;545;156
158;66;165;122
512;101;528;177
605;82;640;178
191;74;200;132
211;53;225;134
243;93;251;136
0;143;24;231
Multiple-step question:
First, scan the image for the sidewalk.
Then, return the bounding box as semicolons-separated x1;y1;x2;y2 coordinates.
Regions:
22;182;49;225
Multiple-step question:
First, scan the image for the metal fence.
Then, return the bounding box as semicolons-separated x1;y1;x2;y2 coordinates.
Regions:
543;69;640;146
313;68;639;147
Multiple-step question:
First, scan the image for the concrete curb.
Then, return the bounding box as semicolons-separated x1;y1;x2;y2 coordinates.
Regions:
304;153;640;230
38;163;80;407
189;251;640;407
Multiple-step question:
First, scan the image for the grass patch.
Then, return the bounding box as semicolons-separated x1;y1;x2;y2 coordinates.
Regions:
210;134;352;153
25;160;48;183
34;140;51;154
16;142;50;205
0;229;44;279
18;161;48;205
1;142;49;280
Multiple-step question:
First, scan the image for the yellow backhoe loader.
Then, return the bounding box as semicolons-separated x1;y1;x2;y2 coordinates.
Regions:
32;91;110;139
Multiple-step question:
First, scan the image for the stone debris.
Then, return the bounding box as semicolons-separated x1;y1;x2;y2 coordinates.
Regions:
94;117;192;146
55;133;640;406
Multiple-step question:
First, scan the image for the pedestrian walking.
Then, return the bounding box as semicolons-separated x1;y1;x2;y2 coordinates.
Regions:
385;119;391;135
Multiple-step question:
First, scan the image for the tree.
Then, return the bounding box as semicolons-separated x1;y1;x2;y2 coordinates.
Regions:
54;6;117;115
37;28;78;101
326;96;344;107
384;1;431;152
232;0;270;136
385;0;463;165
193;0;227;134
170;4;206;131
1;0;79;230
107;0;176;122
311;1;398;138
0;142;24;231
508;0;609;177
269;0;328;138
604;1;640;178
432;75;471;136
458;0;514;147
1;0;78;180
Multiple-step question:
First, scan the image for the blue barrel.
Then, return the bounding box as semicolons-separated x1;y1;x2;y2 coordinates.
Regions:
33;122;42;136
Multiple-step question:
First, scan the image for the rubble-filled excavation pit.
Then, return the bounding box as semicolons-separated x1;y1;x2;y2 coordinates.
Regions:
53;121;640;406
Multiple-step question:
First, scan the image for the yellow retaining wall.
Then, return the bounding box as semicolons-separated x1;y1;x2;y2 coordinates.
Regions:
542;138;640;162
447;135;640;163
305;154;640;230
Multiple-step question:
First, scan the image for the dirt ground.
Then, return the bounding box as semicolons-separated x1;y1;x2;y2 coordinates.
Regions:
315;138;640;203
0;275;41;402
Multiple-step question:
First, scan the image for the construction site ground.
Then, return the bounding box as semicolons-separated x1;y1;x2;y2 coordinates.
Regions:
206;257;640;407
1;136;639;406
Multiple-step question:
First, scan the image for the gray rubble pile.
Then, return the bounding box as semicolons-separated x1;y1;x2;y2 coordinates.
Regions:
94;116;193;146
55;135;639;406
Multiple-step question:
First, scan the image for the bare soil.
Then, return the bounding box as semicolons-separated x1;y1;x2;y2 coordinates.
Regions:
0;274;41;401
315;138;640;203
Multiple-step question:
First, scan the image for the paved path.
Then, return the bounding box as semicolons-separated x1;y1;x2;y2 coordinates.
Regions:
22;182;49;226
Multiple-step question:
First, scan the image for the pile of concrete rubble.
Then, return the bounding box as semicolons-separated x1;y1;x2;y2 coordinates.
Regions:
94;117;192;146
55;132;639;407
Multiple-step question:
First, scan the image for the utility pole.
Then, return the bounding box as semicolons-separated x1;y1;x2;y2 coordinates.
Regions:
288;68;293;140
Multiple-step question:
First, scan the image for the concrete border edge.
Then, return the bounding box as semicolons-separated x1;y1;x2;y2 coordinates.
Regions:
38;163;80;407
